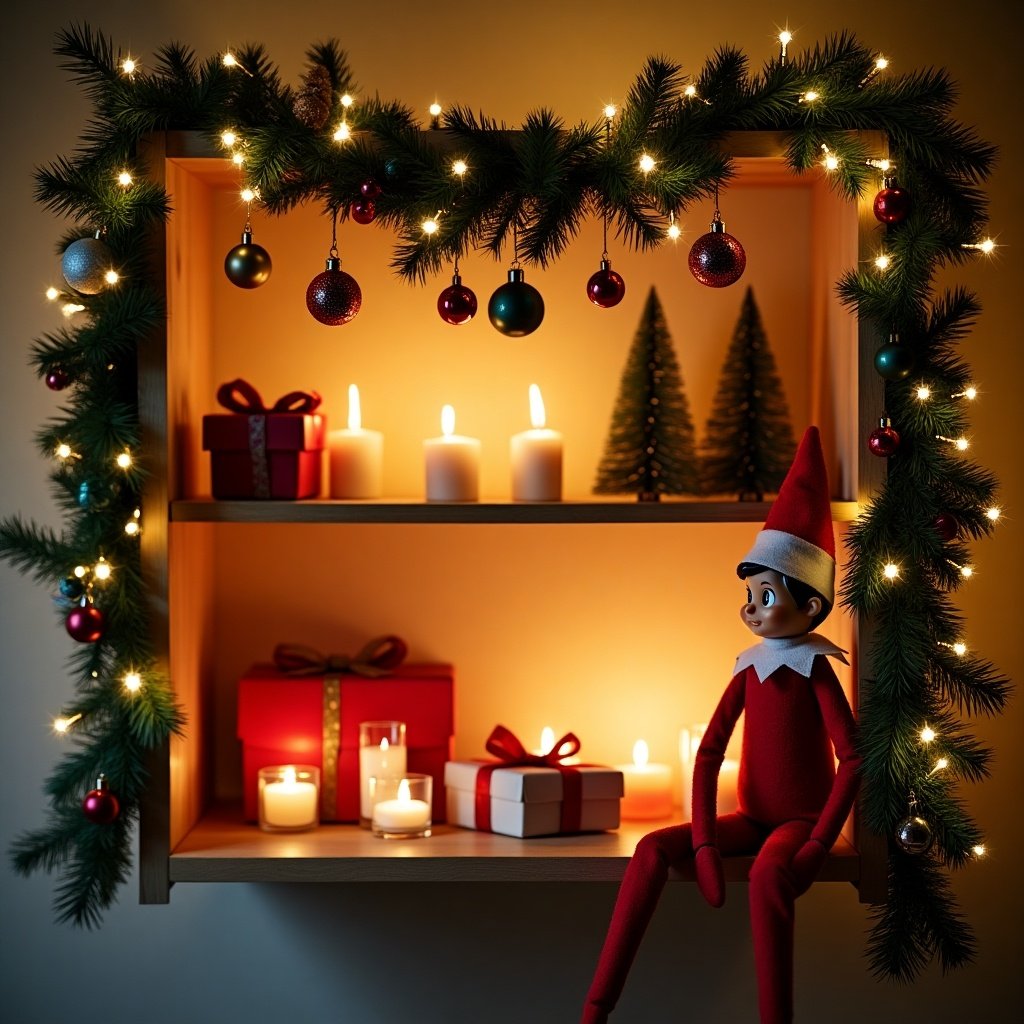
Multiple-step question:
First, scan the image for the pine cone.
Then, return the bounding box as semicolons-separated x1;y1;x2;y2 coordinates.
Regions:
292;65;332;129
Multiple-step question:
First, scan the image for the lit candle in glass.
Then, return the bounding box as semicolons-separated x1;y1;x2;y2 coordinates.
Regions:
358;721;407;824
510;384;563;501
258;765;319;832
618;739;673;820
371;774;432;838
424;404;481;501
328;384;383;498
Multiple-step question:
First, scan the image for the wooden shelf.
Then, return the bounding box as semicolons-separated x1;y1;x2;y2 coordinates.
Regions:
169;804;861;884
170;498;860;525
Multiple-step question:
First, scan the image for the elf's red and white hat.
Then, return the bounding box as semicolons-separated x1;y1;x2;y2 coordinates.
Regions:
738;425;835;604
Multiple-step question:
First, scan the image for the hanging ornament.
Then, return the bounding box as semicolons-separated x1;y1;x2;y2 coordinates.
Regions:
437;260;478;326
873;176;912;225
82;775;121;826
77;479;114;509
65;599;106;644
360;179;383;200
61;230;112;295
45;366;71;391
894;792;933;854
874;334;914;380
350;198;377;225
489;268;545;337
933;512;960;542
688;196;746;288
587;259;626;307
224;227;272;289
868;415;901;457
59;575;85;600
291;64;332;130
305;210;361;326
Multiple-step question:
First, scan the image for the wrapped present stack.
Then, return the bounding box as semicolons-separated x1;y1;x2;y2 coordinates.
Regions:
202;378;326;499
237;637;455;823
445;725;623;838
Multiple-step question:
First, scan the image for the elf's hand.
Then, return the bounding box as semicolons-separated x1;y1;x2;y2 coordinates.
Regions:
789;839;829;895
695;844;725;907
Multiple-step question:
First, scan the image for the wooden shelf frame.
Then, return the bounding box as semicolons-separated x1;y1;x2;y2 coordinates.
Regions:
136;129;889;905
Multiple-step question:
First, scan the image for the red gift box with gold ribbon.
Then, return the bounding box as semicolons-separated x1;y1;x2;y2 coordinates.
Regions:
444;725;623;838
202;379;326;499
237;637;455;823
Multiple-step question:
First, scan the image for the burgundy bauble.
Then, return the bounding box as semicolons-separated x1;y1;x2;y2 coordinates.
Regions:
688;218;746;287
65;603;106;643
360;179;383;200
305;257;362;326
350;198;377;225
933;512;960;542
45;367;71;391
868;419;901;457
82;776;120;825
586;259;626;308
873;181;912;225
437;273;478;325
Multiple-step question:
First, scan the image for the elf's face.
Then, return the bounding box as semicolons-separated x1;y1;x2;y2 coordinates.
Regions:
740;569;818;639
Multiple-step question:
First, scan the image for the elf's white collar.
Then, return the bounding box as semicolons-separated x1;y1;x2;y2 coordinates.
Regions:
734;632;849;683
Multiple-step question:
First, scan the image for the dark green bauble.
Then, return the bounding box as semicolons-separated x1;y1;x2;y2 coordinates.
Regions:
488;268;545;337
59;576;85;600
874;341;914;380
224;230;272;289
61;233;112;294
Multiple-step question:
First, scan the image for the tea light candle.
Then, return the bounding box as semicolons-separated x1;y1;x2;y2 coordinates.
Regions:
618;739;673;820
261;766;318;831
329;384;383;498
424;404;480;501
372;778;431;831
510;384;562;501
359;734;407;820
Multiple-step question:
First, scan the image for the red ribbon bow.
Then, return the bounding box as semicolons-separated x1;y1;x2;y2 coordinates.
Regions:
475;724;586;835
216;378;322;415
273;636;408;678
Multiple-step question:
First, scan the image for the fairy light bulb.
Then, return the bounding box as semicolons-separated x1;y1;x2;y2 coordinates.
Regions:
93;557;112;581
916;385;931;400
333;122;351;142
874;254;891;271
979;238;996;254
667;218;681;241
422;217;439;235
802;90;820;103
920;726;936;743
341;94;353;108
824;152;840;171
778;29;793;61
638;153;655;174
73;565;87;579
883;562;900;580
429;102;442;117
929;756;949;775
240;187;256;203
221;130;237;148
953;642;968;656
45;286;59;301
603;104;617;119
62;303;85;317
123;671;142;693
973;845;986;857
452;159;468;177
875;56;889;71
986;506;1001;522
124;519;140;536
956;437;969;451
115;451;132;469
222;53;238;68
683;84;698;98
960;564;974;578
53;712;82;734
232;151;245;166
104;270;120;285
117;171;133;187
121;57;137;75
56;443;72;460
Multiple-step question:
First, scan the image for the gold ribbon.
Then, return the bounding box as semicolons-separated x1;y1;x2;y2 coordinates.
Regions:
321;676;341;819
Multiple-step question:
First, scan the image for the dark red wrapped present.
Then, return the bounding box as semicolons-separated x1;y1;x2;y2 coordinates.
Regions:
237;637;455;823
202;378;325;499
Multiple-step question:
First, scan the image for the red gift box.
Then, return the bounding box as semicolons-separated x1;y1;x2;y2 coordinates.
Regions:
237;639;455;823
202;379;326;499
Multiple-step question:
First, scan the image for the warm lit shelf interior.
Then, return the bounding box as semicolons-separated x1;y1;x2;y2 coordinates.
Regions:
170;499;860;525
169;804;860;884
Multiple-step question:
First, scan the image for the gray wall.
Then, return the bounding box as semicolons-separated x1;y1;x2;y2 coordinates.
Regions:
2;2;1021;1020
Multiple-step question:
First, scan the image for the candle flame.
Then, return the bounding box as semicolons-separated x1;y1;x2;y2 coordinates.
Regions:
348;383;362;431
398;778;411;802
528;384;546;429
283;767;297;785
540;726;555;754
380;737;390;752
632;739;649;768
441;404;455;437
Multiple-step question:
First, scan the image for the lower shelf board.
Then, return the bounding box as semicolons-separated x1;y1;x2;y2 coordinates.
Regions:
168;805;861;884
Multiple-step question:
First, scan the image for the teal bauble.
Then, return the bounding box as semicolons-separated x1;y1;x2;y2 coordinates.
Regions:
61;232;112;295
874;341;914;380
488;268;545;337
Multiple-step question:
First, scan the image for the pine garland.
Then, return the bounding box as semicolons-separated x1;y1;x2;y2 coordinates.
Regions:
1;24;1007;972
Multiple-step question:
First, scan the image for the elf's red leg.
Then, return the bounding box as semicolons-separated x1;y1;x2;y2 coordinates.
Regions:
747;819;813;1024
581;813;764;1024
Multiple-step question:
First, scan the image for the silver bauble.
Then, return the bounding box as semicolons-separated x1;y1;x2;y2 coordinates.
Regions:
62;234;112;294
895;814;933;855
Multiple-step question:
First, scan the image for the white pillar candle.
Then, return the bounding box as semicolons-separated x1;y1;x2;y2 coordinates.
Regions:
510;384;563;501
359;736;407;820
261;767;318;829
617;739;673;820
329;384;383;498
424;404;481;501
372;779;431;831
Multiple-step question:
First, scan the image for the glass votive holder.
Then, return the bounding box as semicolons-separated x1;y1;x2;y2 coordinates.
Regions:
258;765;320;833
358;720;407;826
370;773;433;839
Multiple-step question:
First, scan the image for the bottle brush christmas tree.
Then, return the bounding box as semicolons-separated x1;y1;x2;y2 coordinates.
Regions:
700;286;796;500
593;286;700;501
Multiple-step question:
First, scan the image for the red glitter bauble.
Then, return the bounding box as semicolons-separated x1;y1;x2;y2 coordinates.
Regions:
586;259;626;308
65;603;106;643
933;512;960;542
360;179;383;200
305;258;362;326
437;274;478;325
350;198;377;225
873;183;912;225
45;367;71;391
868;422;901;457
688;220;746;287
82;776;120;825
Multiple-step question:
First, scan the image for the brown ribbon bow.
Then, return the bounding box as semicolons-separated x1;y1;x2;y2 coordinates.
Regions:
273;636;408;678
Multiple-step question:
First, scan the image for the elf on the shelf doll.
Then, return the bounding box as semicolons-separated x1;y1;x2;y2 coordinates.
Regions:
582;426;861;1024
